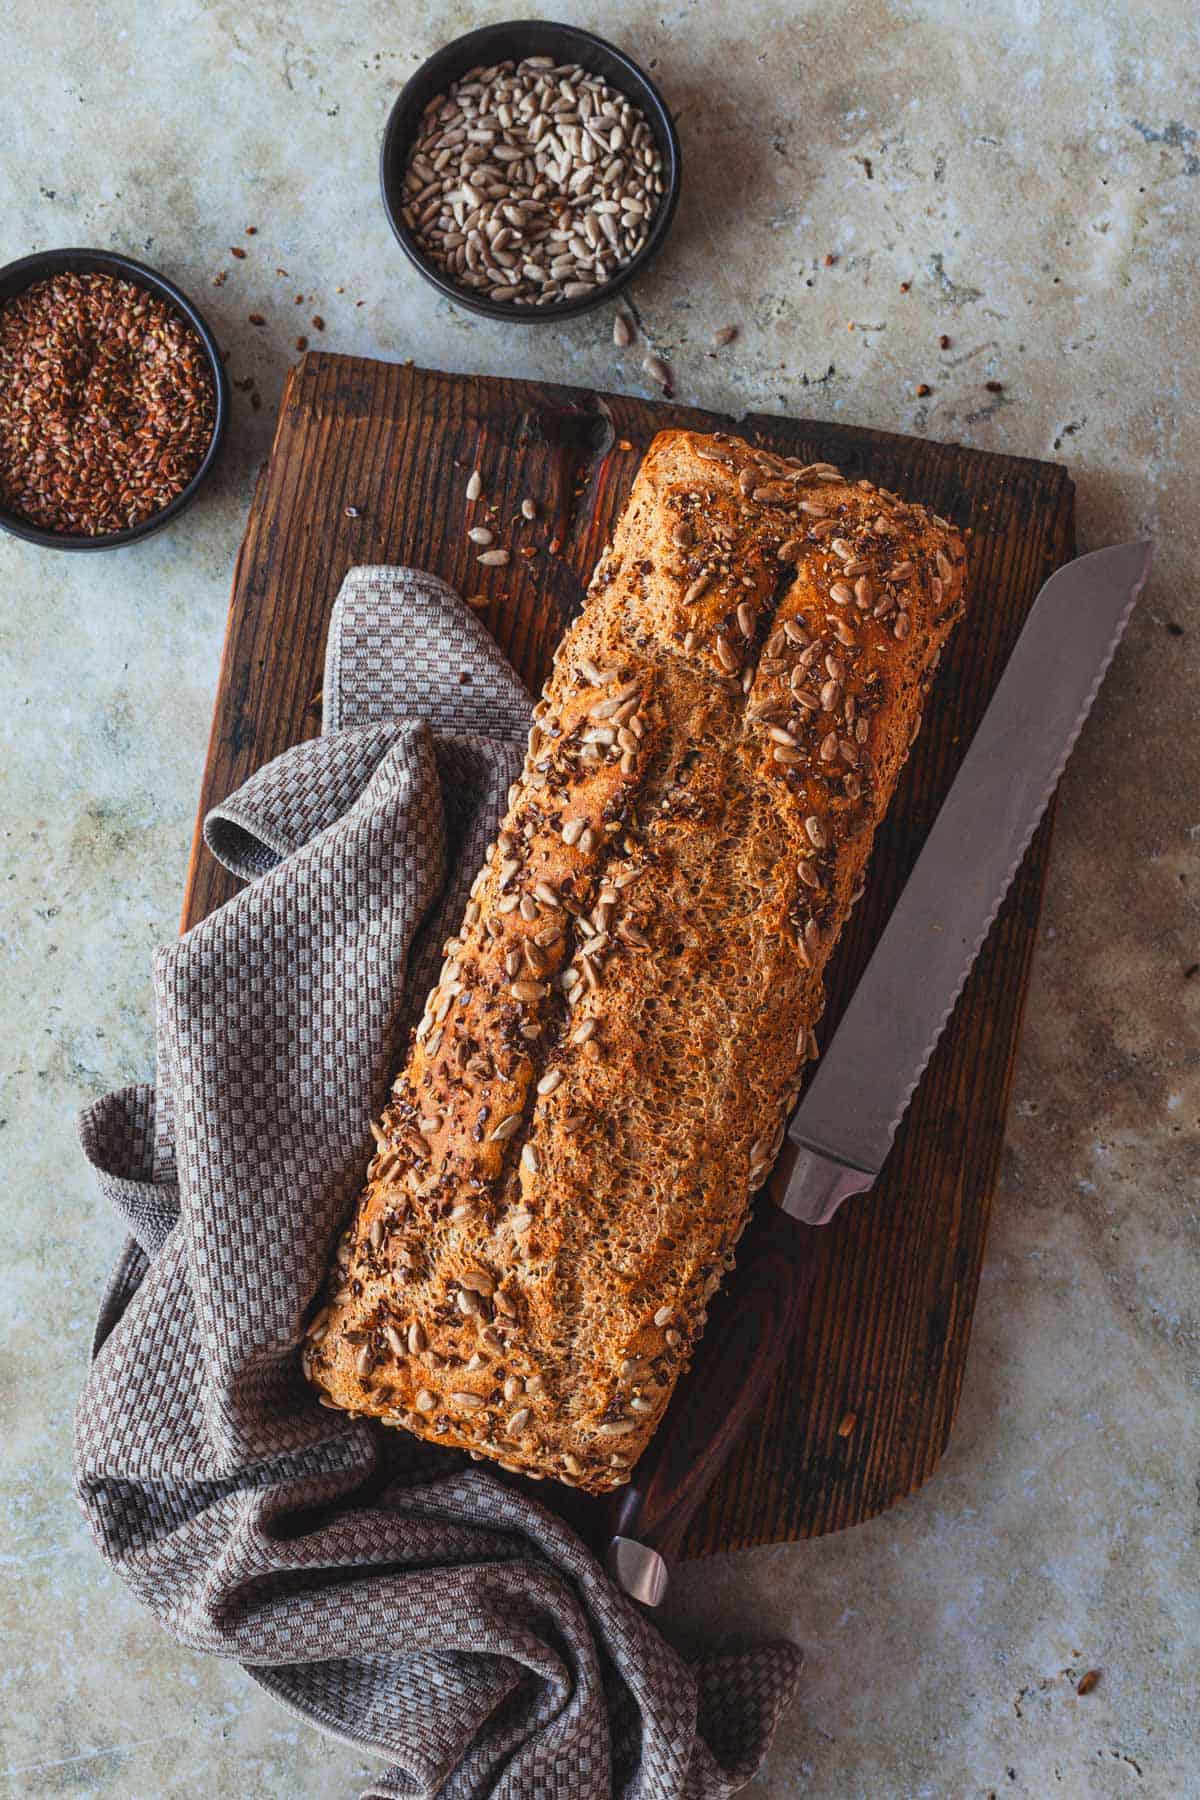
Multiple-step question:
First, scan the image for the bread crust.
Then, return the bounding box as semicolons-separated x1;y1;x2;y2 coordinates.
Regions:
304;429;967;1493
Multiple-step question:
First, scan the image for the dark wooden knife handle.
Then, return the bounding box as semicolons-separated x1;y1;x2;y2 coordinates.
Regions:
603;1193;819;1596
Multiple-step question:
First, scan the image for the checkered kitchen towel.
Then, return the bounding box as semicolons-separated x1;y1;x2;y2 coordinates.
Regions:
73;568;802;1799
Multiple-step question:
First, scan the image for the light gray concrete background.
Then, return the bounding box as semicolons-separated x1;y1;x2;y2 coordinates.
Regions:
1;0;1196;1794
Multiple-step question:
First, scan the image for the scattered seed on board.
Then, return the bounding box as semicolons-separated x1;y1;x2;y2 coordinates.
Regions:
521;497;538;520
466;469;482;502
467;526;493;545
477;548;509;565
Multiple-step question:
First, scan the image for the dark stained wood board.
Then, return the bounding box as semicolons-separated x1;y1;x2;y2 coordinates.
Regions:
183;354;1075;1554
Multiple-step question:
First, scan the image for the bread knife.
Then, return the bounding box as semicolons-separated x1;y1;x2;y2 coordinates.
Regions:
603;540;1152;1605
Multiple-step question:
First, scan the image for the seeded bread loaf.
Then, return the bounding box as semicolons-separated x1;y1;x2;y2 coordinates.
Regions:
304;428;967;1493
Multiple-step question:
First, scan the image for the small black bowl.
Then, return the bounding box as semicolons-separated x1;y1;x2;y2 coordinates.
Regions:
0;247;228;551
380;20;682;323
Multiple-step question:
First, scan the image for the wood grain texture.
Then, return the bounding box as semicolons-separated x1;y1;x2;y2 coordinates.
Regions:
182;353;1074;1554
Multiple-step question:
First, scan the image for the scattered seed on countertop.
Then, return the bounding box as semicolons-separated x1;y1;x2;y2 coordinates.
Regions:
248;312;265;326
837;1411;857;1437
642;351;671;391
295;335;308;350
1076;1670;1101;1696
986;379;1003;392
245;225;258;235
311;314;325;331
915;382;931;396
230;246;246;259
612;311;634;349
939;334;951;349
711;324;738;348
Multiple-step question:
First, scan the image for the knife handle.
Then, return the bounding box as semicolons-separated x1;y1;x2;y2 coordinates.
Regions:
601;1189;820;1603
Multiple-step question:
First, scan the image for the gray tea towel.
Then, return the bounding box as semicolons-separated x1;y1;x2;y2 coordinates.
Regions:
73;567;803;1799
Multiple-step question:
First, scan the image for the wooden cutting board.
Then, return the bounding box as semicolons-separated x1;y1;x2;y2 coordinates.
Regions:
184;353;1074;1556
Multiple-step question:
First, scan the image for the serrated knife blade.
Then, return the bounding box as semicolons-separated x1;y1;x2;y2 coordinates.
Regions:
603;541;1150;1606
779;539;1151;1226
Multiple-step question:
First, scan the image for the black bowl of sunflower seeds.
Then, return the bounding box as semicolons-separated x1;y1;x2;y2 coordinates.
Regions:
380;21;682;321
0;248;228;551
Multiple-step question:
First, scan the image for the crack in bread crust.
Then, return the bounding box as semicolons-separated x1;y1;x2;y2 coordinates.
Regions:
305;428;968;1493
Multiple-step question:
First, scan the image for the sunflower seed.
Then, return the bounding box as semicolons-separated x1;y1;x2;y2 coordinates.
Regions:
561;817;586;846
477;548;509;566
355;1345;373;1377
521;1141;539;1173
452;1391;485;1409
522;497;538;520
408;1321;427;1354
773;744;806;765
769;725;799;746
711;324;738;348
797;858;820;888
488;1112;524;1141
537;1068;563;1095
777;537;803;562
642;352;671;389
596;1419;638;1437
467;526;494;545
466;469;482;501
894;612;912;640
415;1388;437;1412
829;581;854;606
805;815;827;848
455;1289;480;1316
715;633;739;671
685;571;712;605
613;310;634;348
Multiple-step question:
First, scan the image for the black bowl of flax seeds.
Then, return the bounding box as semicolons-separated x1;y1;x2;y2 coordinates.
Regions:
0;248;228;550
381;21;682;321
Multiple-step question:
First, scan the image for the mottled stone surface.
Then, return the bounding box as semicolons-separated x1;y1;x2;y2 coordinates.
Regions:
1;0;1196;1793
